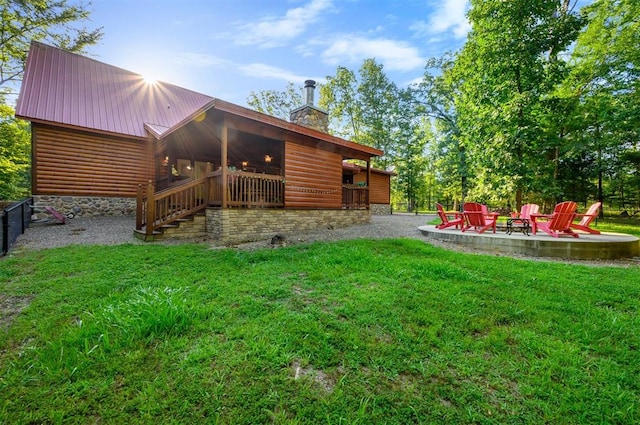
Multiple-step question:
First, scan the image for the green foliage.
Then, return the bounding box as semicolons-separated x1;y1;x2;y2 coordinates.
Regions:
450;0;585;206
245;0;640;212
0;0;103;96
0;0;103;200
320;59;398;169
1;240;639;423
319;66;361;139
246;82;304;120
0;103;30;200
561;0;640;209
414;55;466;208
319;59;432;210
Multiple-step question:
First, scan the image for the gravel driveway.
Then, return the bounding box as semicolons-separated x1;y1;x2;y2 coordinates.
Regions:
13;213;435;252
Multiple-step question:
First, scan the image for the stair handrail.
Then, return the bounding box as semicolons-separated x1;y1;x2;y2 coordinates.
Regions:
136;177;209;235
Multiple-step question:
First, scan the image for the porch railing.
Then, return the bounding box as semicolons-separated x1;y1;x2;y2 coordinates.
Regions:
208;170;285;208
342;184;369;209
136;171;285;235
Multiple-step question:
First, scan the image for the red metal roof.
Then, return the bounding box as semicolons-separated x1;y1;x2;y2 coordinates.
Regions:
16;41;382;158
16;41;214;139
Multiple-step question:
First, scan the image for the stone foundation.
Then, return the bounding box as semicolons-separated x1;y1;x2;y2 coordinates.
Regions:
370;203;391;215
32;195;136;218
206;208;371;244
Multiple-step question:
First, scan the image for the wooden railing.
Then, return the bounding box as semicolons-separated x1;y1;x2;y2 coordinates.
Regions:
136;177;208;235
208;170;285;208
342;184;369;209
136;171;285;235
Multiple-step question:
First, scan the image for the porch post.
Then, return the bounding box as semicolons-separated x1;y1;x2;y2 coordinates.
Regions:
136;184;143;230
145;180;155;235
221;119;228;208
366;160;371;207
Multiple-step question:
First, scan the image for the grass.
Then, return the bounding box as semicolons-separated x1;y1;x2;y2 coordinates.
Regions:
1;239;639;424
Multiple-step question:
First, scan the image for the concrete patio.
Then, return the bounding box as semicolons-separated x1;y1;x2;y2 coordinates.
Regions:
418;225;640;260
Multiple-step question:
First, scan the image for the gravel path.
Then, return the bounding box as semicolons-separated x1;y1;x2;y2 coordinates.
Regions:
11;214;637;266
13;213;435;251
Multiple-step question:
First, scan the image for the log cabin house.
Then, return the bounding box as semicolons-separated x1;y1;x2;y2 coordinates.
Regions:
16;41;390;243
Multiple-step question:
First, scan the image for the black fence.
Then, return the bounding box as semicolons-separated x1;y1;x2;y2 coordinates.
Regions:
2;197;33;256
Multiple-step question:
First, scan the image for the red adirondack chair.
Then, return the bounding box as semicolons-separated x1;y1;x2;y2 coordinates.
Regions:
462;202;499;234
506;203;540;235
435;203;464;230
570;202;601;234
531;201;579;238
517;203;540;219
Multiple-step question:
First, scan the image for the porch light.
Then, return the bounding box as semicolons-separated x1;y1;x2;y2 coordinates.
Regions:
242;161;248;170
264;155;272;173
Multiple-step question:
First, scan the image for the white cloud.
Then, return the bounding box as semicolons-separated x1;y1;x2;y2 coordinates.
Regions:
411;0;470;39
234;0;334;48
238;63;324;84
321;36;424;72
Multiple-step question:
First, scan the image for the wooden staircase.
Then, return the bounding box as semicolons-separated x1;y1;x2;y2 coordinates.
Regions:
134;212;206;241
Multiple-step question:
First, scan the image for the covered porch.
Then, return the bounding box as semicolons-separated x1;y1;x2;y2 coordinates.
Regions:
135;100;379;238
135;170;370;237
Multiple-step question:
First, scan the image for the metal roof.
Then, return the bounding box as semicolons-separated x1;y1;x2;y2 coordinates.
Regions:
16;41;214;139
16;41;382;158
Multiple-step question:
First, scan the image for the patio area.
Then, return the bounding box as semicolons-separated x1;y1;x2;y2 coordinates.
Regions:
418;225;640;260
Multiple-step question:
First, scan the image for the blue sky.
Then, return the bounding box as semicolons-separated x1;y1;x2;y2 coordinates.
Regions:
87;0;472;106
86;0;593;108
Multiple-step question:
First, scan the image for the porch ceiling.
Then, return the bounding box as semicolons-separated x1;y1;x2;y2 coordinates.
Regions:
160;107;375;164
161;111;282;168
157;99;381;163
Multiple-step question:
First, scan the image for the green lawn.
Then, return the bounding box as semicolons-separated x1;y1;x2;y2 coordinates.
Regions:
1;239;639;424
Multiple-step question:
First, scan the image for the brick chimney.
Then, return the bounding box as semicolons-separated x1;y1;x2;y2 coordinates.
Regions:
290;80;329;133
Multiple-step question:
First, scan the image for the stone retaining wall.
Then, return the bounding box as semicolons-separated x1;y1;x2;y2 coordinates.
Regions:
32;195;136;218
206;208;371;244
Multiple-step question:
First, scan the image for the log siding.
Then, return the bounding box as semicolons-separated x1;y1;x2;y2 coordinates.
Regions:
33;124;153;197
355;171;390;204
284;141;342;208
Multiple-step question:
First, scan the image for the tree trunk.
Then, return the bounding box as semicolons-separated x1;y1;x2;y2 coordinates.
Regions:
516;189;523;211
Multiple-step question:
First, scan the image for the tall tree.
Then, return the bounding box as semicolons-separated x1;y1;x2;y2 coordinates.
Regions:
0;0;103;97
318;66;361;140
319;59;398;169
561;0;640;211
390;88;429;212
414;55;467;209
450;0;584;208
246;82;304;121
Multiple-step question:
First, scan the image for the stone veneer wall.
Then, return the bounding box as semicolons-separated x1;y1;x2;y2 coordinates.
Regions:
32;195;136;217
370;204;391;215
206;208;371;244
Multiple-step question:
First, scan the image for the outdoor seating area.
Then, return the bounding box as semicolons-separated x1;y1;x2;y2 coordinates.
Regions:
434;201;603;238
421;201;639;260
